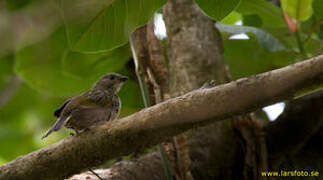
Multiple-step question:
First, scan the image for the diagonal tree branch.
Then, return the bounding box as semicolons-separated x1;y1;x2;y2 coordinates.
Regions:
1;55;323;180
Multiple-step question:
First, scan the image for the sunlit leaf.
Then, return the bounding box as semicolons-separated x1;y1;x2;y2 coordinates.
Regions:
221;11;242;24
281;0;314;21
195;0;241;21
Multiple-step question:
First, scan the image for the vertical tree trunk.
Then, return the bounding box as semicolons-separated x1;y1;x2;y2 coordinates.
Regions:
163;0;243;179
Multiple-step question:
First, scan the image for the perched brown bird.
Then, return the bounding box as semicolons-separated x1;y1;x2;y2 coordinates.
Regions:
41;73;128;139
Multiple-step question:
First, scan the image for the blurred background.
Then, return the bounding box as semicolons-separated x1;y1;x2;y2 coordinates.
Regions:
0;0;322;165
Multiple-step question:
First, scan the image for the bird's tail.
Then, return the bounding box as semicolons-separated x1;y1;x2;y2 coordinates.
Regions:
41;116;69;139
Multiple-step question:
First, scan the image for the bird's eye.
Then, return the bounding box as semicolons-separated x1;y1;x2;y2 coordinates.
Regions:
109;76;115;80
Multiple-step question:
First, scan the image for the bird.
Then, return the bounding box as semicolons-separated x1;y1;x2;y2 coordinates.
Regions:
41;73;128;139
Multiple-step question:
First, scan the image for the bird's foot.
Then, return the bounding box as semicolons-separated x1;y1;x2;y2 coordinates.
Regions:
70;129;80;136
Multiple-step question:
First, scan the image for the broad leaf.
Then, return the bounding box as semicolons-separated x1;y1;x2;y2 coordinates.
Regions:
223;39;294;79
195;0;241;21
237;0;286;28
281;0;313;21
58;0;166;53
217;22;285;51
15;28;89;97
63;44;131;79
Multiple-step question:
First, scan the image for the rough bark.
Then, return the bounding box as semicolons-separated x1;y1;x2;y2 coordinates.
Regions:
1;55;323;179
68;152;166;180
67;91;323;180
162;0;250;179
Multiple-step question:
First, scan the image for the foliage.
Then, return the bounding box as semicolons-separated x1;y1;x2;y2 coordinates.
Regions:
0;0;322;165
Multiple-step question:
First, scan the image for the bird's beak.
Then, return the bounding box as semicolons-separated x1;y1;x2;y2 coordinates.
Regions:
120;76;128;82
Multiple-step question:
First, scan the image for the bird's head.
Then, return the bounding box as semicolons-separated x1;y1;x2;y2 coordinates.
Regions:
94;73;128;93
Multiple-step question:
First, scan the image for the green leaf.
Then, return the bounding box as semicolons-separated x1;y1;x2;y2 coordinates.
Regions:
281;0;314;21
58;0;166;53
15;28;89;97
243;14;262;27
195;0;241;21
313;0;323;19
15;27;130;97
216;22;285;51
221;11;242;24
15;27;142;111
223;39;294;79
63;44;131;79
237;0;286;28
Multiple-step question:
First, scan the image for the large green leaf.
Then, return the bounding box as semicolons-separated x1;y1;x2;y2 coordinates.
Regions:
15;27;134;97
63;44;131;79
58;0;166;53
217;22;285;51
195;0;241;21
281;0;313;21
15;28;90;97
237;0;286;28
223;39;294;79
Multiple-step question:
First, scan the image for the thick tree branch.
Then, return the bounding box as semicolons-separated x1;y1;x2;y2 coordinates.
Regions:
68;152;166;180
1;55;323;179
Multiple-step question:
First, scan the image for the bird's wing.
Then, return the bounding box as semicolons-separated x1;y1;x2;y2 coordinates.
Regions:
65;106;113;130
60;90;110;117
54;98;72;118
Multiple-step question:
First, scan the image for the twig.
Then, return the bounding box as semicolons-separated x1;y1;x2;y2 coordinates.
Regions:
295;29;307;58
88;168;105;180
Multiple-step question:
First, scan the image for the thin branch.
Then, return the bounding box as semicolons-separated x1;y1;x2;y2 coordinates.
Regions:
1;55;323;179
